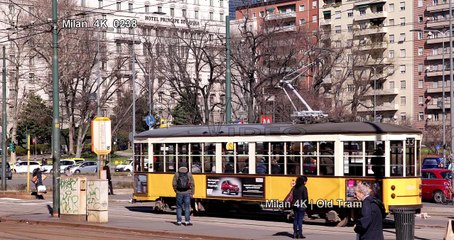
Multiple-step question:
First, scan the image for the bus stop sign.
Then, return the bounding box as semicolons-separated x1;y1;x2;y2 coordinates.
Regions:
91;117;112;155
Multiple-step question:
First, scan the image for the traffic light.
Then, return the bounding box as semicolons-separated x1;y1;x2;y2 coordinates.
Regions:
9;143;15;153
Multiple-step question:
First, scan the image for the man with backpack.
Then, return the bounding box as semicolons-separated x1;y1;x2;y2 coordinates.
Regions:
354;183;385;240
172;164;195;226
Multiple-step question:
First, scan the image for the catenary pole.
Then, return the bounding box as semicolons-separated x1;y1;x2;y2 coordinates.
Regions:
2;46;6;190
225;15;231;124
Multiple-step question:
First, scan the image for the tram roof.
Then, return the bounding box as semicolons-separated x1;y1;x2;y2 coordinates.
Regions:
135;122;421;139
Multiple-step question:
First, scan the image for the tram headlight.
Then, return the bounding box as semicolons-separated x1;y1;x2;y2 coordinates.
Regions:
391;185;396;191
391;193;396;199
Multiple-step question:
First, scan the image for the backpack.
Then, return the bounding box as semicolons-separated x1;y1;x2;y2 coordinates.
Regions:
176;172;190;191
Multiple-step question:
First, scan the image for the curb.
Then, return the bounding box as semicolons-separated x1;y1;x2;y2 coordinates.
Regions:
0;217;244;240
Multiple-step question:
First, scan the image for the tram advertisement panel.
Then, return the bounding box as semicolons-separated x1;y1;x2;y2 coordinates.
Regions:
345;179;382;201
206;176;265;199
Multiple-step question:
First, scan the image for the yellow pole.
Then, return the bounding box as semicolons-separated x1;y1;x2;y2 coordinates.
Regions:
99;154;104;179
26;134;30;192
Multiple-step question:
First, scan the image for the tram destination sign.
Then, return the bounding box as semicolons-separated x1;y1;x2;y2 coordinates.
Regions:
206;176;265;200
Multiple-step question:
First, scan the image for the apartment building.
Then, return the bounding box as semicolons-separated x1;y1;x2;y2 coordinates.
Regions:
320;0;415;124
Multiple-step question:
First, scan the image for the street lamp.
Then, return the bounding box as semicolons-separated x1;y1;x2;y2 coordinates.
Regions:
411;29;448;166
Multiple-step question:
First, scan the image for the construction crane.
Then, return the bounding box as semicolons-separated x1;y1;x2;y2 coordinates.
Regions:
278;63;328;124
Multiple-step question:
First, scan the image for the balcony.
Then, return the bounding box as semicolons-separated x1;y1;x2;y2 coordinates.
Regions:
321;19;332;26
355;26;386;36
427;53;447;61
427;36;454;44
265;11;296;21
427;2;452;12
357;103;399;112
426;85;451;93
275;25;296;32
427;102;451;110
426;70;451;77
364;88;399;96
358;42;387;51
426;18;451;29
354;11;386;22
354;0;386;6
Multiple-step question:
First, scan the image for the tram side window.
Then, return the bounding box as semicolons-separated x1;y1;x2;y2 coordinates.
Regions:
222;143;236;173
343;141;363;176
191;143;202;173
178;143;189;170
366;141;385;178
166;143;177;172
302;142;317;175
153;143;164;172
256;142;269;174
135;143;150;172
405;138;416;176
319;142;335;176
237;142;249;174
204;143;216;173
286;142;301;175
390;141;404;176
271;142;285;174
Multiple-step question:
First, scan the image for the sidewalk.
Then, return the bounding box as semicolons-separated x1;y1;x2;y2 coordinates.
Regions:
0;193;446;240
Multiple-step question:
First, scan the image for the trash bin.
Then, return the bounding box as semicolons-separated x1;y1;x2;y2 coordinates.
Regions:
393;208;415;240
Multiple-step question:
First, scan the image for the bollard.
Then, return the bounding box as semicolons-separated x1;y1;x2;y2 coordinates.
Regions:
393;208;416;240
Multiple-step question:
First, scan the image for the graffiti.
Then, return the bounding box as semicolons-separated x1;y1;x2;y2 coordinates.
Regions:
60;178;81;214
87;181;108;210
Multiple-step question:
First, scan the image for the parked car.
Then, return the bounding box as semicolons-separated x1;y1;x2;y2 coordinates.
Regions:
70;161;98;174
42;159;76;173
421;169;452;203
221;180;240;195
0;162;12;180
422;157;444;169
115;160;133;172
68;158;85;165
13;161;41;173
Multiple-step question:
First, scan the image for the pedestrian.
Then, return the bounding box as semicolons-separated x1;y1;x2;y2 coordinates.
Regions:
32;167;46;193
103;161;114;195
172;164;195;226
354;183;385;240
292;176;308;239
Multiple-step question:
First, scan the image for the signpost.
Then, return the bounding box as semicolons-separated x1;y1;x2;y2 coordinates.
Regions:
145;114;155;128
91;117;112;179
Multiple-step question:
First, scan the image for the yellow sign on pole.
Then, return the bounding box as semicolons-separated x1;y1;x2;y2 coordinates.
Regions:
226;142;234;151
91;117;112;155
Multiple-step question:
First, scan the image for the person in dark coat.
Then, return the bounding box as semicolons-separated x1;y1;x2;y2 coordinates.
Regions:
292;176;308;239
103;161;114;195
354;183;384;240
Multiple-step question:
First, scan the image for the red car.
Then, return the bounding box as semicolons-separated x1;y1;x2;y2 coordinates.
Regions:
421;169;453;203
221;180;239;195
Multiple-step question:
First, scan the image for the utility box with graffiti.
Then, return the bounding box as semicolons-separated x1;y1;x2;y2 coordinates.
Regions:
87;179;108;223
60;177;87;222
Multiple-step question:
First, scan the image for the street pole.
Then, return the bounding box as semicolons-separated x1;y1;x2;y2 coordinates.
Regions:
1;46;6;190
96;31;101;172
132;30;136;171
373;67;377;122
441;32;446;166
51;0;61;218
225;15;231;124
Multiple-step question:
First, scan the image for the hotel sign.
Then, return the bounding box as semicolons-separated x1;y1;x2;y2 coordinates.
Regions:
142;16;200;26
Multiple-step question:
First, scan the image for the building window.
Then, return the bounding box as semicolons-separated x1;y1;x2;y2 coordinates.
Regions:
117;27;121;33
335;11;341;19
335;25;341;33
400;65;406;74
418;64;423;73
389;19;394;26
158;6;162;13
418;97;424;105
312;15;317;22
400;2;405;11
300;5;305;11
418;80;424;88
400;49;406;58
418;0;423;7
347;10;353;17
129;3;133;12
210;12;213;20
81;0;86;7
98;0;103;8
194;10;198;19
389;81;395;89
145;4;149;13
116;1;121;10
400;96;406;105
29;56;34;66
359;9;366;15
389;50;394;58
417;32;423;40
312;0;317;9
347;84;355;92
418;112;424;121
389;34;394;43
347;24;353;32
399;33;405;42
418;15;423;23
418;47;423;56
400;112;406;121
389;3;394;12
220;0;223;7
170;8;174;17
116;43;121;53
400;17;405;26
210;0;213;6
183;9;187;17
400;80;406;89
299;19;306;25
220;13;224;22
260;11;264;17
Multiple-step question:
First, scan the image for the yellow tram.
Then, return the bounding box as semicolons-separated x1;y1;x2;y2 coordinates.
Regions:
132;122;422;225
